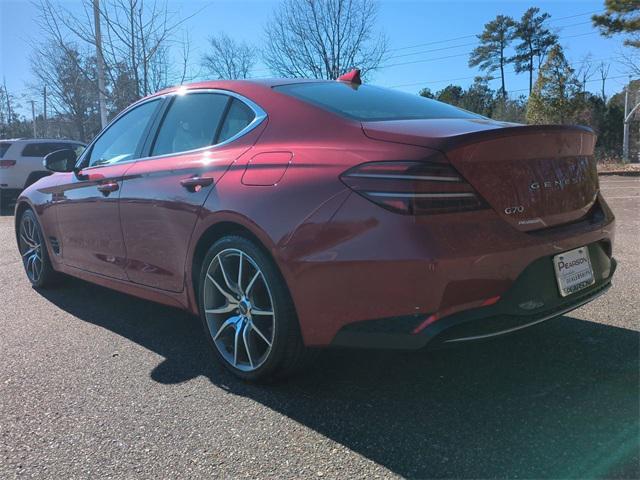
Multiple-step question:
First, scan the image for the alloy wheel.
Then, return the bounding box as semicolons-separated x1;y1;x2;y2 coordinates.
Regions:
203;248;275;372
19;214;43;284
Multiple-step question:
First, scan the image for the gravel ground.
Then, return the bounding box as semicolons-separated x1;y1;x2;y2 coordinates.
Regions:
1;176;638;479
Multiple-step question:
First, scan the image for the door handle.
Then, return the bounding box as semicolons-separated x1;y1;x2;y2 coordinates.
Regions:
97;181;119;196
180;176;214;192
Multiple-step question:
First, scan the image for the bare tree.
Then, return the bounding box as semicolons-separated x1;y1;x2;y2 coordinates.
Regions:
202;33;256;79
576;54;595;93
618;50;640;77
33;0;197;115
263;0;387;79
598;61;611;101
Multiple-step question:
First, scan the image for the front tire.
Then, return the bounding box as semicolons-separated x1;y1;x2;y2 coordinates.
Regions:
198;235;313;381
18;209;59;288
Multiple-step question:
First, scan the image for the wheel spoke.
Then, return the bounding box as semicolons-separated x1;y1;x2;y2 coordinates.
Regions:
205;302;237;315
237;252;243;293
22;247;36;258
213;316;237;341
207;273;236;304
250;322;272;347
242;322;254;368
32;256;41;281
245;270;261;296
20;233;36;248
27;255;37;280
251;308;273;316
28;219;36;243
218;255;235;294
233;322;241;366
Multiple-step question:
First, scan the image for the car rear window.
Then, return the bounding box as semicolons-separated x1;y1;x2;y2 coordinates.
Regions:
0;142;12;158
21;142;83;158
274;82;481;121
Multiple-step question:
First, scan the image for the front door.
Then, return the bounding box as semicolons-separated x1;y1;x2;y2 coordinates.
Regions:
55;98;162;279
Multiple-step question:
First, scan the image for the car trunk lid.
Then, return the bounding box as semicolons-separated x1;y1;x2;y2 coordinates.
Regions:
362;119;598;231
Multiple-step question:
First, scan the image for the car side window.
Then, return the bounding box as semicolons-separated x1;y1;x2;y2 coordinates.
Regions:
22;143;77;157
151;93;229;157
217;99;256;143
88;99;160;167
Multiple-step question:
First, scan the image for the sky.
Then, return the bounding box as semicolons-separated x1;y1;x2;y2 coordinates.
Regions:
0;0;636;117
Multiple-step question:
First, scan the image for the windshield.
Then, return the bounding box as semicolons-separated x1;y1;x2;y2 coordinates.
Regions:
274;82;482;122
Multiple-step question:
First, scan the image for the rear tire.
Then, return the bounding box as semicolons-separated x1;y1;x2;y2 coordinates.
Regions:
18;209;59;288
198;235;314;382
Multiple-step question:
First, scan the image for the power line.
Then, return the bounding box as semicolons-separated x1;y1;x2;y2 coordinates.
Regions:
385;31;601;87
507;73;636;94
248;9;606;76
389;55;612;89
386;9;603;53
388;20;595;61
248;10;601;78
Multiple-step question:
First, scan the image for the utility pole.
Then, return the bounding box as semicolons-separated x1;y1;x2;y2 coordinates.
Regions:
94;0;108;128
622;78;640;164
3;77;11;126
29;100;36;138
623;82;629;162
43;86;47;138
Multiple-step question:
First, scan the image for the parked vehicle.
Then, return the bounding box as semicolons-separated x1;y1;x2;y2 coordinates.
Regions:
0;139;85;211
14;71;616;381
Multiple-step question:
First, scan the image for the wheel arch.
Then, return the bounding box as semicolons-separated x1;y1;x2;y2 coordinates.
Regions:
13;200;34;246
188;217;284;313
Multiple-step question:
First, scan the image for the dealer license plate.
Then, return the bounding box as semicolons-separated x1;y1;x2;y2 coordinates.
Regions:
553;246;595;297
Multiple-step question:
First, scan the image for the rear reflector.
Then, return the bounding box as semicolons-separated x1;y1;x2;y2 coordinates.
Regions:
340;160;488;215
0;160;16;168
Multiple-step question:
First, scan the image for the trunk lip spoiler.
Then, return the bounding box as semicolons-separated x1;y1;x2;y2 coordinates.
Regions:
361;119;596;152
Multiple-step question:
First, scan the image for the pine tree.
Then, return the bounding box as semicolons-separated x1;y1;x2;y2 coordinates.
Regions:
593;0;640;48
527;45;582;124
469;15;516;98
513;7;559;94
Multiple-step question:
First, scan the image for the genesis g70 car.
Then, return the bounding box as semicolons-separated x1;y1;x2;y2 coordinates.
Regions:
15;70;616;380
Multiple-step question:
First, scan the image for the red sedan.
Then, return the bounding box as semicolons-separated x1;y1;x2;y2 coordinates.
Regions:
15;72;616;381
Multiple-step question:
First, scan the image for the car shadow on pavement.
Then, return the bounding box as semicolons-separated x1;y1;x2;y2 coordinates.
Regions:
38;276;639;479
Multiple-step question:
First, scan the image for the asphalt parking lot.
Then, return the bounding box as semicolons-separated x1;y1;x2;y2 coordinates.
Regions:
1;175;638;479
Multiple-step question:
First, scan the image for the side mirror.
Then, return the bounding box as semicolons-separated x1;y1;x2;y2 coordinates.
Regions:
44;149;77;173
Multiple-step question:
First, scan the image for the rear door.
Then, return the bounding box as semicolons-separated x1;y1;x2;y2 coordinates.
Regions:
120;91;265;292
55;98;162;279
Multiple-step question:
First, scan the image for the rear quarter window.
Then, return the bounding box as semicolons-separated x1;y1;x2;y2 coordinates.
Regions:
0;142;12;158
274;82;481;121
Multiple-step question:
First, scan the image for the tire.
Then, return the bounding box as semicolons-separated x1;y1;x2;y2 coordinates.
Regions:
17;209;59;288
198;235;314;381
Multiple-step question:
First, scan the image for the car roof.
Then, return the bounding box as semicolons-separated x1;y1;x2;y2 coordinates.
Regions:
151;78;333;97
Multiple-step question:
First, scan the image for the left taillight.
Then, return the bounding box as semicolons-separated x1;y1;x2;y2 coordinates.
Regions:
340;160;488;215
0;160;16;168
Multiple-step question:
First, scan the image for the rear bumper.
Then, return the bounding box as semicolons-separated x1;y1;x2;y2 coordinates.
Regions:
330;242;616;349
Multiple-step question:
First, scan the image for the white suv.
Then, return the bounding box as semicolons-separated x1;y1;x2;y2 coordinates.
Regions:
0;138;85;209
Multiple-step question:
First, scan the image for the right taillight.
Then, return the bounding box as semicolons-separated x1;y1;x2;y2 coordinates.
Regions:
0;160;16;168
340;160;488;215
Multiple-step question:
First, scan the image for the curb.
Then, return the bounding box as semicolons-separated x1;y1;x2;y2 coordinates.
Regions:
598;170;640;177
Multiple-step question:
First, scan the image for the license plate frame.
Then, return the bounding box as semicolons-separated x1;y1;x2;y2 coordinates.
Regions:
553;246;595;297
